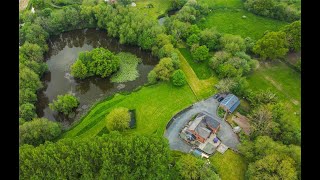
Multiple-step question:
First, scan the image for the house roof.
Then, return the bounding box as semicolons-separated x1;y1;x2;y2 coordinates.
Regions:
203;115;220;129
187;113;220;140
220;94;240;113
196;127;211;139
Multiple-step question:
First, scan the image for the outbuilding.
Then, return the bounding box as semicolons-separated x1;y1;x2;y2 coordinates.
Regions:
219;94;240;113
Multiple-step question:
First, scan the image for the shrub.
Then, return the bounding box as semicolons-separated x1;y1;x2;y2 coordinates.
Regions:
106;107;131;131
171;70;187;86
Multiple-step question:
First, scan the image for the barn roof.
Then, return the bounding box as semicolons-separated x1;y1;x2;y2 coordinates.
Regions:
220;94;240;113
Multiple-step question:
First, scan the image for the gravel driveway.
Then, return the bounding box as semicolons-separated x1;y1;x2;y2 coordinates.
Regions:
164;96;240;153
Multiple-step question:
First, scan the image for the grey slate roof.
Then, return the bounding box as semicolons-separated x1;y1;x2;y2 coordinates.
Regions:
196;127;211;139
220;94;240;113
203;115;220;129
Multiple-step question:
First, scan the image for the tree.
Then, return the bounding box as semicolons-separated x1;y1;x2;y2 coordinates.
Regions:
19;65;42;91
19;103;37;121
215;78;236;94
281;20;301;52
199;28;222;50
246;154;297;180
239;136;301;179
208;51;232;69
253;31;289;60
216;63;239;78
20;132;171;179
118;0;132;6
70;47;120;79
171;70;187;86
152;58;175;81
148;70;158;84
19;88;37;105
49;94;79;115
175;154;220;180
19;118;61;146
106;107;131;131
249;104;281;139
19;42;43;62
220;34;246;54
70;60;89;79
20;23;49;51
191;45;209;62
186;34;200;47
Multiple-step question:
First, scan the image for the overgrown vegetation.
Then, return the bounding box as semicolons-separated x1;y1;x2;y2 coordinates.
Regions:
110;52;141;83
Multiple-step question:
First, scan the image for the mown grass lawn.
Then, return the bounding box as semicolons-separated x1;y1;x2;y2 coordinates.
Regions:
210;150;247;180
62;82;198;139
197;0;288;40
247;61;301;129
179;48;214;80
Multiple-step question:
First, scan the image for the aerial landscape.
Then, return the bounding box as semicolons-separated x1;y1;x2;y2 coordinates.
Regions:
19;0;301;179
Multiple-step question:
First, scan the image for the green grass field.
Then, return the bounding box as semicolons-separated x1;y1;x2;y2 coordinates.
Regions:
62;82;197;139
210;150;247;180
198;0;243;8
133;0;172;20
179;48;213;80
198;9;287;40
197;0;288;40
247;61;301;129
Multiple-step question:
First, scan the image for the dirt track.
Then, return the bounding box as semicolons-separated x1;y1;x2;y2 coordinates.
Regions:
19;0;29;11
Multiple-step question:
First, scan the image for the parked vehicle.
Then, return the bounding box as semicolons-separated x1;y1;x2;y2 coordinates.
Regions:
218;97;224;102
213;94;220;99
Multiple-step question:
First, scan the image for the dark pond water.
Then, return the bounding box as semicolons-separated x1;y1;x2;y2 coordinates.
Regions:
158;9;179;25
36;29;158;126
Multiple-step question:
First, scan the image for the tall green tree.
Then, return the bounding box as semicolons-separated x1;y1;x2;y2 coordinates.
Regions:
246;154;297;180
191;45;209;62
253;31;289;60
19;118;61;146
281;20;301;52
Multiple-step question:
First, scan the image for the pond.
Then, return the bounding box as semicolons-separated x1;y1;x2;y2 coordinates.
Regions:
36;29;158;127
158;9;179;25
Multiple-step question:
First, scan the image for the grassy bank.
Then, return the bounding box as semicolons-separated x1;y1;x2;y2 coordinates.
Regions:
62;82;197;139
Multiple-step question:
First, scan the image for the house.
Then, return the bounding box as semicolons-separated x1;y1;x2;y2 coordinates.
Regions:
185;113;220;143
219;94;240;113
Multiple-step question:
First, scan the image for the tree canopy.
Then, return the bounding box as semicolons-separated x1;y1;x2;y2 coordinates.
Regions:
49;94;79;115
19;118;61;146
19;132;171;179
253;31;289;60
